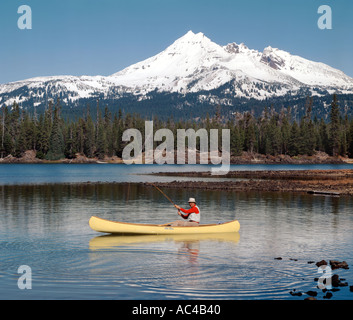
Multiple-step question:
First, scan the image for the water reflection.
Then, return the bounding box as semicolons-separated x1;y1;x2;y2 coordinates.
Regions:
1;182;353;299
88;233;241;299
89;233;240;268
89;233;240;249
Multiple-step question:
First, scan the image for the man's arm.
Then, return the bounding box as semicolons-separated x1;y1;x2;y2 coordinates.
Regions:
178;210;188;220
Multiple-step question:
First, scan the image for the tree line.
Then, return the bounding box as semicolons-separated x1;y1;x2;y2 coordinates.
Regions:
1;94;352;160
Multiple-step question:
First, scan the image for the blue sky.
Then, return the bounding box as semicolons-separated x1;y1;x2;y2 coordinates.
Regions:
0;0;352;83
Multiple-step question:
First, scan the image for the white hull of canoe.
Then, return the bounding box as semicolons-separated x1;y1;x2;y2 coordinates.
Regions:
89;216;240;235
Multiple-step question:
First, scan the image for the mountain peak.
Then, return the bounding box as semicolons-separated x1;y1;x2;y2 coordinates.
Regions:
261;46;286;70
1;31;353;108
263;45;275;52
173;30;211;47
224;42;249;54
181;30;205;39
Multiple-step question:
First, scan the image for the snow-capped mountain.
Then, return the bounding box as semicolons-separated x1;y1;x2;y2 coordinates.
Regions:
1;30;353;108
108;30;353;96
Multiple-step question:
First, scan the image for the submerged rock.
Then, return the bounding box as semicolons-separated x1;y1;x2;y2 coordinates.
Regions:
332;274;340;287
316;260;328;267
290;289;302;296
306;290;318;297
331;274;348;287
323;292;333;299
330;260;349;270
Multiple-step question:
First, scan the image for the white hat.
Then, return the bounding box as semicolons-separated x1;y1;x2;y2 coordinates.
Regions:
188;197;196;203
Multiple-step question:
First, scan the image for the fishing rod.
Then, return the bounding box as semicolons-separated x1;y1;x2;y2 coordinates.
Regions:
152;183;181;227
151;183;176;206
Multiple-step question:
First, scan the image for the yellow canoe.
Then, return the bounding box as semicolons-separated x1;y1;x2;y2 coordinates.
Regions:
89;216;240;235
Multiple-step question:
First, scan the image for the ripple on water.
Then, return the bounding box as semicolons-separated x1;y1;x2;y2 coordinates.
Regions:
85;237;318;300
2;179;353;300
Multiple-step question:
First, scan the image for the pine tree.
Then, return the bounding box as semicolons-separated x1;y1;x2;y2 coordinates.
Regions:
264;114;282;155
95;110;107;160
299;118;316;156
8;102;21;155
37;100;53;157
258;108;269;154
230;125;243;156
317;118;329;154
340;114;349;156
280;113;291;155
299;97;316;156
111;114;119;157
104;106;114;156
114;109;124;156
329;94;341;156
64;122;75;159
244;112;256;153
83;113;95;158
76;118;85;155
47;99;64;160
288;121;300;156
16;111;35;156
348;120;353;157
0;107;7;157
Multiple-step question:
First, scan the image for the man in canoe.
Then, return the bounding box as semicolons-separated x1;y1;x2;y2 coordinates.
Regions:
169;197;200;227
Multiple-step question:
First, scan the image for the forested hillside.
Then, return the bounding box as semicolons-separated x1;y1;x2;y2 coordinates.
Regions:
1;94;352;161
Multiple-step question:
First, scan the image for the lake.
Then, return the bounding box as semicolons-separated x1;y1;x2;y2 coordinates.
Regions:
1;162;353;185
1;163;353;300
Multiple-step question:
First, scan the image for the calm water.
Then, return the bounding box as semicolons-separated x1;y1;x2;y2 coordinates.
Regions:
1;163;353;185
1;164;353;300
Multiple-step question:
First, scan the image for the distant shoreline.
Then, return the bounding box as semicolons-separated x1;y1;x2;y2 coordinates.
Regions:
0;150;351;165
1;168;353;195
147;169;353;196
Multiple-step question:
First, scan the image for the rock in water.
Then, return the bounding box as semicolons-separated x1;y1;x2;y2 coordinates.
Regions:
330;260;349;270
306;291;318;297
323;292;333;299
316;260;327;267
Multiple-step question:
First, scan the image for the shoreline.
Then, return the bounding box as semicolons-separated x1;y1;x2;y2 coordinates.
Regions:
1;169;353;196
147;169;353;196
0;150;352;165
1;150;353;195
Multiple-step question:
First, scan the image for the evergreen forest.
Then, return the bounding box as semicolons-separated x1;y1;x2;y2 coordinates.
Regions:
1;94;353;161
